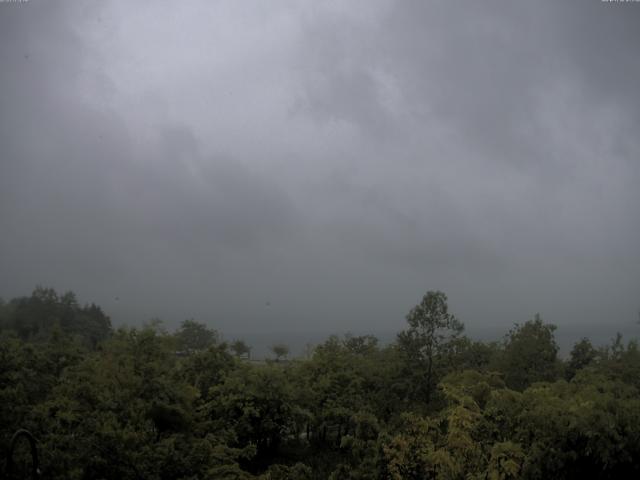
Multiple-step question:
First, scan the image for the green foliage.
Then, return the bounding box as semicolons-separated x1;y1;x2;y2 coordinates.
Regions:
500;314;560;391
514;375;640;479
1;287;112;347
231;339;252;359
1;287;640;479
206;363;297;464
342;334;379;355
441;370;505;410
566;337;598;380
178;342;237;399
382;413;440;479
174;319;219;351
596;334;640;390
25;326;248;479
270;343;290;361
259;462;312;480
397;291;465;404
487;442;524;480
449;336;501;372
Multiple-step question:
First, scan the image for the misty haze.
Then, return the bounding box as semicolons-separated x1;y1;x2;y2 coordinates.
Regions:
1;1;639;478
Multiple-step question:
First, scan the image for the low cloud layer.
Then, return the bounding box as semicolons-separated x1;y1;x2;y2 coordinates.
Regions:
1;0;639;337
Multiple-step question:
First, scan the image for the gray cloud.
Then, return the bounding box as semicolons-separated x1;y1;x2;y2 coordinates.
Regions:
1;0;639;339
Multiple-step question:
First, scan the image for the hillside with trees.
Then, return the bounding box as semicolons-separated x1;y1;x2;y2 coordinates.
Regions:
1;288;639;479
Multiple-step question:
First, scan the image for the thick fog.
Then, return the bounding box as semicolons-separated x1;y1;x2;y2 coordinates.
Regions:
1;0;639;340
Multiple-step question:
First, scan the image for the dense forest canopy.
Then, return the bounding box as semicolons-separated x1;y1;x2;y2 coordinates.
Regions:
2;287;639;479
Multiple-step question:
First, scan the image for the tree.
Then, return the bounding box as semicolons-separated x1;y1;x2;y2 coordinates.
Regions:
597;335;640;390
566;337;597;380
2;287;111;347
343;334;378;355
451;337;501;372
507;373;640;479
501;314;560;391
260;463;312;480
271;343;290;362
180;342;237;399
175;319;219;351
230;339;251;359
382;413;441;480
29;325;251;479
207;364;296;464
397;291;464;403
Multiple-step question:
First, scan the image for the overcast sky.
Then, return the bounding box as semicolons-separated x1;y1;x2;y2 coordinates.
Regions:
1;0;639;337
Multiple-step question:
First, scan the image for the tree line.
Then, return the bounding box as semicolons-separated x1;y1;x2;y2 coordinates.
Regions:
1;287;639;479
